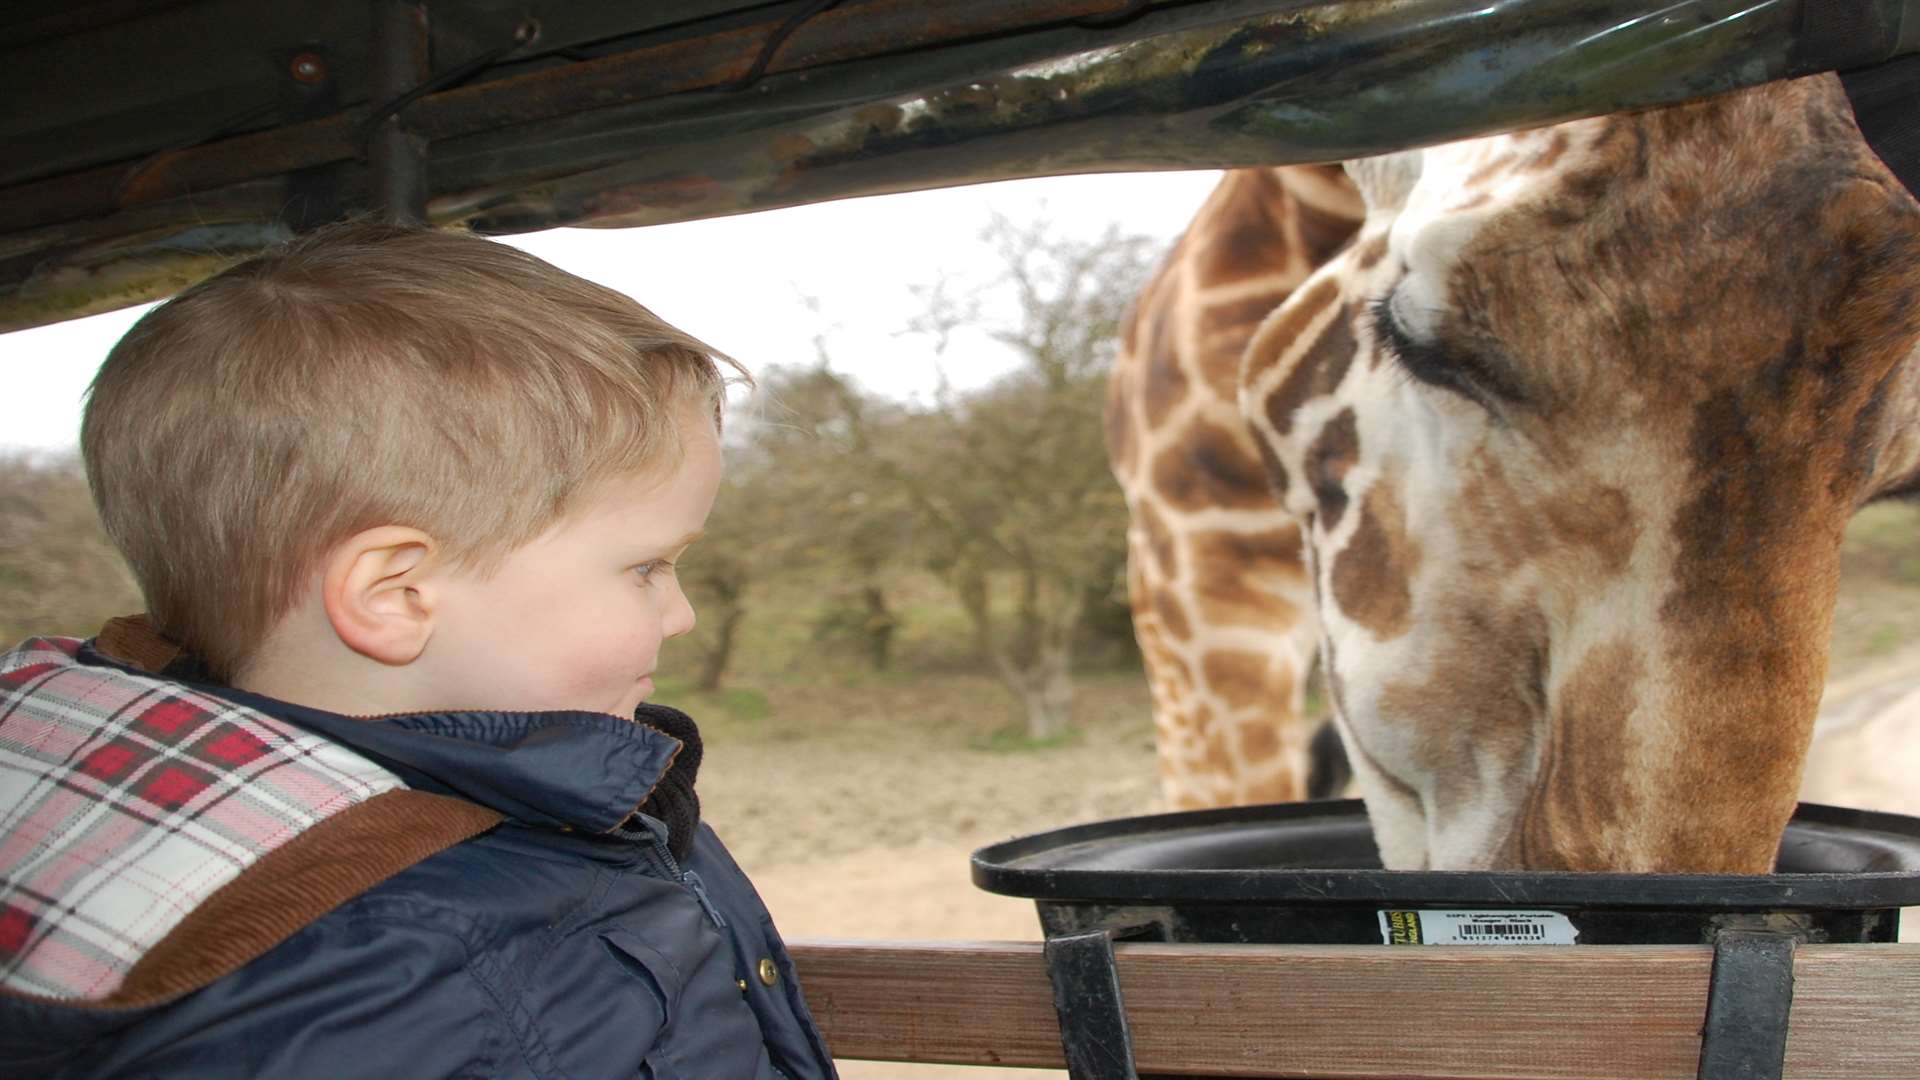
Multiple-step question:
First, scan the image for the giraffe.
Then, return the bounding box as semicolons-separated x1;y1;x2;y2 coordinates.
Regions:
1107;165;1365;810
1109;72;1920;872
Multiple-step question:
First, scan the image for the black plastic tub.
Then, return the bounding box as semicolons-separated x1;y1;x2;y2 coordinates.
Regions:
971;799;1920;946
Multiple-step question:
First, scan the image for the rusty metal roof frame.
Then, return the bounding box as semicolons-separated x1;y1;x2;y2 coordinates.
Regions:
3;0;1917;333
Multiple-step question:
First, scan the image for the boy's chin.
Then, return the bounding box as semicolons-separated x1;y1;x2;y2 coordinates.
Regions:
617;677;655;716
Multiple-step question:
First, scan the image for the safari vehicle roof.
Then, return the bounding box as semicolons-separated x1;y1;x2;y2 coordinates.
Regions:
4;0;1917;334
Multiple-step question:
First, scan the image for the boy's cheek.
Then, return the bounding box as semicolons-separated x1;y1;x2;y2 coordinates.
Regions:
571;637;661;691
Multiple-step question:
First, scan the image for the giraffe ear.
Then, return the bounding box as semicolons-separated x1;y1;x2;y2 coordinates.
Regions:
1345;151;1423;214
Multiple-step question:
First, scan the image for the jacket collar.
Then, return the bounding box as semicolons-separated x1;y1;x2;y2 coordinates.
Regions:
78;617;679;834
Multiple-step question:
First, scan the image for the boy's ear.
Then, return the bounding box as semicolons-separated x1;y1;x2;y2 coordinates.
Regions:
320;526;442;665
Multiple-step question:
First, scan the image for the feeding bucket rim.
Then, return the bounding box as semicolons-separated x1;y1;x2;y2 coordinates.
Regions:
971;799;1920;910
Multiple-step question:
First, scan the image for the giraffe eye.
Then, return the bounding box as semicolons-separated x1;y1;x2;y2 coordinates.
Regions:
1369;296;1525;409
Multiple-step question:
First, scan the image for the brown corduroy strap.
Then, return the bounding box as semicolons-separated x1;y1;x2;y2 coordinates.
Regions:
1;789;503;1011
93;613;185;674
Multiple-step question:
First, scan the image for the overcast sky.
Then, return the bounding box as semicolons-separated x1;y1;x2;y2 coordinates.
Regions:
1;170;1223;453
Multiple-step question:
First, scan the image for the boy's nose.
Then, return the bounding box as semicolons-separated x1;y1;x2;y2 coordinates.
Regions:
663;583;697;639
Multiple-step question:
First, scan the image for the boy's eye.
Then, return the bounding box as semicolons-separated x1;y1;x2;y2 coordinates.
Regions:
632;560;673;584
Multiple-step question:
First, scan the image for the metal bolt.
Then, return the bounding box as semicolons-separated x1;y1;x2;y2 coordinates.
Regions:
289;52;327;84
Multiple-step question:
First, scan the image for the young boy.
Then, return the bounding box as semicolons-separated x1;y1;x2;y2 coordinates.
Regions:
0;222;837;1078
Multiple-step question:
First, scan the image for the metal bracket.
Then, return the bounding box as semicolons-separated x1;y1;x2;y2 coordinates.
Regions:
1044;921;1798;1080
1697;930;1797;1080
1044;926;1141;1080
368;0;431;224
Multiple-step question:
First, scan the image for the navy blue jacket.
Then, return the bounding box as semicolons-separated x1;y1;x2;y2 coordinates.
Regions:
0;656;838;1080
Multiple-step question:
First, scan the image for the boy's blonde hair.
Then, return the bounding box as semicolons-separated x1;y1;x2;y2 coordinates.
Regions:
81;220;742;682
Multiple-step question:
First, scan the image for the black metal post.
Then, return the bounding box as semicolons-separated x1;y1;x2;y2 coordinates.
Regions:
1045;928;1141;1080
368;0;430;224
1697;930;1797;1080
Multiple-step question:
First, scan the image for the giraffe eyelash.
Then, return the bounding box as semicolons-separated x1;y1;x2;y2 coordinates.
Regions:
1368;297;1525;409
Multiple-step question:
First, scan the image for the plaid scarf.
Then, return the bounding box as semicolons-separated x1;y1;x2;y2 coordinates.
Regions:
0;636;403;1001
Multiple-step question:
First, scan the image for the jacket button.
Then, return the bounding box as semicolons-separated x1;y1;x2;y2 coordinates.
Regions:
736;978;748;993
757;958;779;987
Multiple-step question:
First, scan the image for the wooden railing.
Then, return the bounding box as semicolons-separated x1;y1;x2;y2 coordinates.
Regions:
789;939;1920;1078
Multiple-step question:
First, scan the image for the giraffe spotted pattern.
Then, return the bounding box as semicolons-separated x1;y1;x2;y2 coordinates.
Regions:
1111;74;1920;871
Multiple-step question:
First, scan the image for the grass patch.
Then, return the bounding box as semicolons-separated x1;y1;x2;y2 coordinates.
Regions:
1845;501;1920;546
1841;502;1920;582
969;724;1085;753
1302;667;1330;721
714;687;772;721
651;677;773;737
1866;624;1905;657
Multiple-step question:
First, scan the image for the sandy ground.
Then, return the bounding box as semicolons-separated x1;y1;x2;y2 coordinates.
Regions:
1802;650;1920;816
698;677;1159;1079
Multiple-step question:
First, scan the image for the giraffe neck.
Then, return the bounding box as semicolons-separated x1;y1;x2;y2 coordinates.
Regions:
1109;166;1364;809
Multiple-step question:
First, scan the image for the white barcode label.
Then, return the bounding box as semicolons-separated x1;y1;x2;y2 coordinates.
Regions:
1377;910;1578;945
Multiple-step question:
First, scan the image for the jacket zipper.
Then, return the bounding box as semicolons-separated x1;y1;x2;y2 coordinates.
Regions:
632;816;727;931
630;819;808;1079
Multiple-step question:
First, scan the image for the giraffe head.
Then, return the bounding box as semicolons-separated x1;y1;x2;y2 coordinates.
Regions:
1241;74;1920;872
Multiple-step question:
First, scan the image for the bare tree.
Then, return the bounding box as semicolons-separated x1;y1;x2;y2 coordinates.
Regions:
679;215;1157;730
0;453;142;647
684;364;917;688
895;216;1157;739
683;511;754;692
